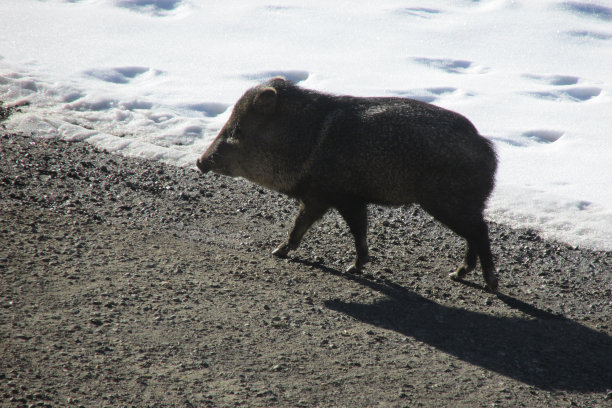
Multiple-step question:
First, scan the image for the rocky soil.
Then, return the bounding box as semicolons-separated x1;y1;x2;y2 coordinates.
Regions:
1;130;611;407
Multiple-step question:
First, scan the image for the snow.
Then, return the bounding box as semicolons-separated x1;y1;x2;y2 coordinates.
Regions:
1;0;611;251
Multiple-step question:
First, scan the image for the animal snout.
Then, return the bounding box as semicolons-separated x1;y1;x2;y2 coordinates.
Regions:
196;158;210;173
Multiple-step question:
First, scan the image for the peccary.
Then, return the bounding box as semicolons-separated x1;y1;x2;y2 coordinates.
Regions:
197;77;499;291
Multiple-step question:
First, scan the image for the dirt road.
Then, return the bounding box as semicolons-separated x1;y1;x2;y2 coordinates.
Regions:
1;132;610;407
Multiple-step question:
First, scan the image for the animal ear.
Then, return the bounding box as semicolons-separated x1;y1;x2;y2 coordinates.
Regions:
269;76;286;83
253;87;277;114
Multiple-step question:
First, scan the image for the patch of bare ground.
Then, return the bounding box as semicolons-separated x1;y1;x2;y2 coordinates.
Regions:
1;132;610;407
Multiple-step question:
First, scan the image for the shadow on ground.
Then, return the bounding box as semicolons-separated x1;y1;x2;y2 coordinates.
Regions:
309;261;612;392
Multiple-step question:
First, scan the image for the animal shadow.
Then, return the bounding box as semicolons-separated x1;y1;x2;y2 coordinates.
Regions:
318;266;612;392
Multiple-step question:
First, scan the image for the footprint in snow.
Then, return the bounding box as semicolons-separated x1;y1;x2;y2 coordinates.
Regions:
68;98;116;112
84;67;160;84
411;57;489;74
567;30;612;40
521;130;564;144
560;2;612;21
522;73;580;86
523;73;602;102
527;87;602;102
392;87;464;103
62;90;86;103
181;102;230;117
560;2;612;40
115;0;186;17
393;7;441;18
120;100;154;110
491;130;564;147
561;87;599;101
242;70;310;83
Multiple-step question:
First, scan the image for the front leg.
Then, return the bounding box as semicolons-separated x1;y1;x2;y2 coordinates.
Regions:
272;200;329;258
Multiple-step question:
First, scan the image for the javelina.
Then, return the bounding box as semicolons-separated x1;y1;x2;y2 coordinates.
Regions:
197;77;499;291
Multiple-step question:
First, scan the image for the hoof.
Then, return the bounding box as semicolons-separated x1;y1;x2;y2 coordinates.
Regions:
449;271;464;282
346;264;361;274
272;245;289;258
450;265;470;282
485;277;499;293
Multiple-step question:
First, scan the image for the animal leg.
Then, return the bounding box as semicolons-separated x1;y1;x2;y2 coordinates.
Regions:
449;241;478;281
420;201;498;291
272;200;329;258
474;221;498;292
336;201;370;273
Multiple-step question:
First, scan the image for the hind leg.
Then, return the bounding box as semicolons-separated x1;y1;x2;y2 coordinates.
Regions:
420;202;498;291
458;219;498;292
335;200;370;274
474;221;498;292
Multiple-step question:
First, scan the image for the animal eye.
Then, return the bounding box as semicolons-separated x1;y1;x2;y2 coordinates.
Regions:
234;125;242;137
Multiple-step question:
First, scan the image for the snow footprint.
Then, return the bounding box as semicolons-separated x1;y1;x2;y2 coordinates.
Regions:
83;66;158;84
523;74;579;86
181;102;230;117
560;2;612;21
567;30;612;40
492;130;564;147
242;70;310;83
560;3;612;40
392;7;441;18
115;0;187;17
411;57;489;74
521;130;564;144
530;87;602;102
391;87;466;103
523;73;602;102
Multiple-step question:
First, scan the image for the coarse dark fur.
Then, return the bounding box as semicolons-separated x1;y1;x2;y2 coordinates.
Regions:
197;77;499;291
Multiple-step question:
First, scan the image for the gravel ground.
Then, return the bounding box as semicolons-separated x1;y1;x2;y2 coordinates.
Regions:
1;130;611;407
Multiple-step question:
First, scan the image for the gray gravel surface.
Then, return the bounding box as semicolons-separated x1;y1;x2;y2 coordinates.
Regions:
1;131;611;407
